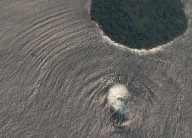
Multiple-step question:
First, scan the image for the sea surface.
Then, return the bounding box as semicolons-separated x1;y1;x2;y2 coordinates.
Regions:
0;0;192;137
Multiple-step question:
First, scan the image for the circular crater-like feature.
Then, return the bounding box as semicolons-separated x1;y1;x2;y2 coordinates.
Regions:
91;0;188;49
107;84;130;126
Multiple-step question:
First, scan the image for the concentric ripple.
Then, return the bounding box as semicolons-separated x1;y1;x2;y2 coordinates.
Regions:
0;0;192;138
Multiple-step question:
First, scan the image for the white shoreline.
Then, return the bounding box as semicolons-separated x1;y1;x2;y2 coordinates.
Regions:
91;0;192;56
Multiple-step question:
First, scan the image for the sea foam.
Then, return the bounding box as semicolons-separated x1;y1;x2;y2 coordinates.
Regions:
107;84;130;113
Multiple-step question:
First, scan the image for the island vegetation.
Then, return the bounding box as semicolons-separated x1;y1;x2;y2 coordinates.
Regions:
91;0;188;49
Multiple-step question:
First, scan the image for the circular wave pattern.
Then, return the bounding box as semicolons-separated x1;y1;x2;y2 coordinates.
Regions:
0;0;192;138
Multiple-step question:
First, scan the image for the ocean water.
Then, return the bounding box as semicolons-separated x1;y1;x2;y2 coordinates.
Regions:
0;0;192;137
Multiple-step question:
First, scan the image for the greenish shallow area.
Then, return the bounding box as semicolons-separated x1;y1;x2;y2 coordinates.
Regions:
91;0;188;49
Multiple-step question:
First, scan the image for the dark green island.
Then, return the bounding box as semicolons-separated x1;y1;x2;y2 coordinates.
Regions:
91;0;188;49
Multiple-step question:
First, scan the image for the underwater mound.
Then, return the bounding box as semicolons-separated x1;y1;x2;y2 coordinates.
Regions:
107;84;130;126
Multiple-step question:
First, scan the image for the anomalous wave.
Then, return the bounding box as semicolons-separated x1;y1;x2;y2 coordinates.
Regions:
0;0;192;138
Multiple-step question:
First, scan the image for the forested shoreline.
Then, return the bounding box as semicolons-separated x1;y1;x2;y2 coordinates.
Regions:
91;0;188;49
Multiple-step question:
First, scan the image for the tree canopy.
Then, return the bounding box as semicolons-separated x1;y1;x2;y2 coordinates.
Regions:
91;0;188;49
